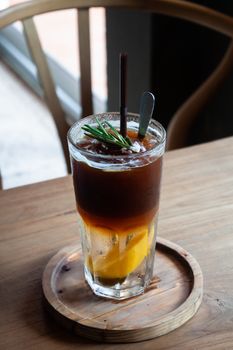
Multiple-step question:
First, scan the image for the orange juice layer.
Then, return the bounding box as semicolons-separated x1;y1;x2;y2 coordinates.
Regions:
82;219;156;279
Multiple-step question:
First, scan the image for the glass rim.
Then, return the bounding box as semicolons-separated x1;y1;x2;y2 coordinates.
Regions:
67;112;166;161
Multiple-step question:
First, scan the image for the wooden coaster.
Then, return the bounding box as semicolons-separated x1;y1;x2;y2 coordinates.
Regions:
42;237;203;343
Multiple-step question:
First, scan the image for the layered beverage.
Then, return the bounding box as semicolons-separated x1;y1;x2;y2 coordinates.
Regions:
68;113;166;299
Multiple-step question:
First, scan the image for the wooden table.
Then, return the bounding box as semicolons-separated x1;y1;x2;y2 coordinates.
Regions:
1;137;233;349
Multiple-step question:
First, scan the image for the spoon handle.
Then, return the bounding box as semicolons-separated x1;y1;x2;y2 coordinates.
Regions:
138;91;155;138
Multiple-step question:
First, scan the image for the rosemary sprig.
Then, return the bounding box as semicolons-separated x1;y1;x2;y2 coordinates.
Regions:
81;117;133;149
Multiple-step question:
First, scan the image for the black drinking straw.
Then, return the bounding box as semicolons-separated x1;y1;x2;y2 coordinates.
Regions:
120;53;127;137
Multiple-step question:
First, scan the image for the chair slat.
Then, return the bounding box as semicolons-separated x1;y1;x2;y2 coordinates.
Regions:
22;17;71;172
77;8;93;118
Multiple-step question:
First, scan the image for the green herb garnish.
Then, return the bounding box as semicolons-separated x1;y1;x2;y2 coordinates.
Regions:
82;118;133;149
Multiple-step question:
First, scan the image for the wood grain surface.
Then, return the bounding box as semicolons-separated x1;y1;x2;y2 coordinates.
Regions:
42;238;203;342
1;136;233;349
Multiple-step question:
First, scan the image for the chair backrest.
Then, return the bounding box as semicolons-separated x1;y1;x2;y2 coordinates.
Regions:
166;35;233;150
0;0;233;167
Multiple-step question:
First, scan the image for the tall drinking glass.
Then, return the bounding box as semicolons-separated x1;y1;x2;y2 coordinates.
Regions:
67;113;166;300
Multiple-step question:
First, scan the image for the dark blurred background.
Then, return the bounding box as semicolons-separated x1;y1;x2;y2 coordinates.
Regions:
106;0;233;147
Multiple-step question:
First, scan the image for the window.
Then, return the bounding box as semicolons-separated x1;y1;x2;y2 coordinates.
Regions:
0;1;107;121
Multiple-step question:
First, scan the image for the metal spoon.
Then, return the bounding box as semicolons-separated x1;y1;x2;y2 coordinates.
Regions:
138;91;155;138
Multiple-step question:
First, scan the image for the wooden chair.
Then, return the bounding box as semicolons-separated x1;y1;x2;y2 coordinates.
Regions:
0;0;233;175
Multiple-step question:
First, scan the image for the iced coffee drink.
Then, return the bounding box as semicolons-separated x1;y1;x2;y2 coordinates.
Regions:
68;113;165;299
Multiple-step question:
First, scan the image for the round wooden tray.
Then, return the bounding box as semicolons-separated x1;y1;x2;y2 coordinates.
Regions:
42;237;203;343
